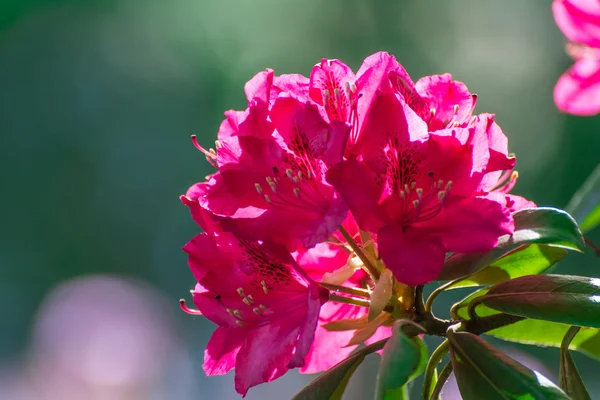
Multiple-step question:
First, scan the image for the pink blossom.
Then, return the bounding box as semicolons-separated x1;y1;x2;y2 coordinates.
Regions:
181;195;328;396
192;70;350;250
327;92;515;285
553;0;600;115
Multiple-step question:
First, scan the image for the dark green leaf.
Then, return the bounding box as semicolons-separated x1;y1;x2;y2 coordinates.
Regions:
451;288;492;320
375;321;427;399
444;244;567;290
559;326;591;400
479;274;600;328
448;330;569;400
438;207;585;281
566;164;600;233
292;339;387;400
486;320;600;361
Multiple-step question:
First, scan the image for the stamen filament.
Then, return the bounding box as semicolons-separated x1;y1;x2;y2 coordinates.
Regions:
319;282;372;298
338;225;380;280
329;293;371;308
179;299;202;315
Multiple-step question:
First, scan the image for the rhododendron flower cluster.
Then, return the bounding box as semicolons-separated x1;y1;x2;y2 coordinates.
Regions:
553;0;600;115
180;52;533;396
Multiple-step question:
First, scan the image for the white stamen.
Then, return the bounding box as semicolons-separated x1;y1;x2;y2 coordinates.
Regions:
255;183;263;194
293;187;300;198
264;194;272;204
237;288;245;297
413;200;420;208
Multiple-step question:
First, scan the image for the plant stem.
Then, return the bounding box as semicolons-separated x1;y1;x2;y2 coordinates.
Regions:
422;339;449;400
585;236;600;257
329;293;371;308
338;225;380;280
415;285;426;315
319;282;372;298
425;279;461;313
561;325;581;352
429;361;453;400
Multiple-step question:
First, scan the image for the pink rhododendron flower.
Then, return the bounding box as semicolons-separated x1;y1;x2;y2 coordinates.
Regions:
180;51;534;396
194;70;350;250
327;90;515;285
181;194;329;396
553;0;600;115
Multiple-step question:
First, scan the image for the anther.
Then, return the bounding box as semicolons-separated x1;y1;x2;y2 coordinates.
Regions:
410;181;416;190
445;181;453;191
237;288;245;297
259;304;268;310
293;187;300;198
233;310;244;320
297;171;303;180
215;140;222;149
226;308;235;315
266;177;277;192
307;170;312;179
242;297;252;306
404;184;411;194
253;307;262;315
430;108;437;118
261;280;269;294
334;88;341;99
255;183;263;194
400;190;405;200
453;104;459;115
247;294;254;301
293;176;299;184
286;169;294;180
438;191;446;201
323;89;331;102
416;188;423;200
236;320;245;327
264;194;272;204
413;200;420;208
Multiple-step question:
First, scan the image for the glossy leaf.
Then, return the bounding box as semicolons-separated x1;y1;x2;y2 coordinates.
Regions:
375;321;427;399
479;274;600;328
559;327;591;400
292;339;387;400
448;330;569;400
566;164;600;233
451;288;492;320
487;320;600;361
438;207;585;281
444;244;567;290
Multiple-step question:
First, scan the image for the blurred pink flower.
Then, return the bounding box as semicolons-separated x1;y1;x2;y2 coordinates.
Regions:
553;0;600;115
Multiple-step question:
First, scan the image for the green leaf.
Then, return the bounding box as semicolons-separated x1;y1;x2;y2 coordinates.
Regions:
438;207;585;281
292;339;387;400
566;164;600;233
448;330;569;400
451;288;492;320
479;274;600;328
375;321;427;399
444;244;567;290
559;326;591;400
486;320;600;361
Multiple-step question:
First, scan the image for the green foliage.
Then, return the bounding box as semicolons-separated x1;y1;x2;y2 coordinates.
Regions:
448;330;570;400
444;244;567;290
439;208;584;281
292;339;387;400
478;275;600;328
559;327;591;400
375;321;427;399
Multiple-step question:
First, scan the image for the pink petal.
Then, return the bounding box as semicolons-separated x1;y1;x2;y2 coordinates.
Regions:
554;57;600;116
553;0;600;48
245;69;274;103
327;159;389;233
289;284;325;368
273;73;310;102
412;196;513;253
234;324;299;396
300;303;365;374
486;192;537;213
415;74;474;130
203;327;243;376
309;59;356;122
377;223;447;285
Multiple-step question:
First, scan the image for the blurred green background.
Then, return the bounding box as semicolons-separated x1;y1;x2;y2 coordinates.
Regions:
1;0;599;399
